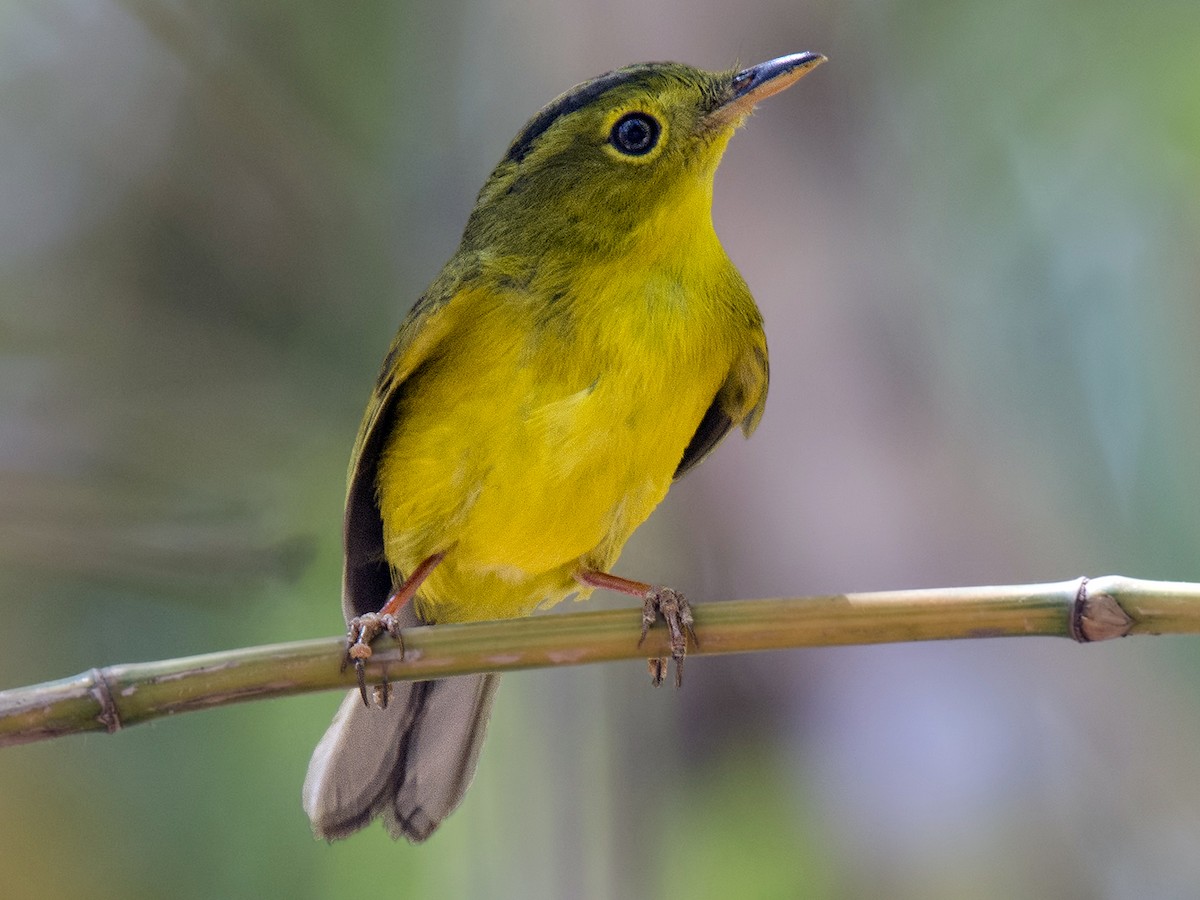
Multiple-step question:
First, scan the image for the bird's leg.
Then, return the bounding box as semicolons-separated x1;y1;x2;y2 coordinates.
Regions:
575;569;698;687
343;551;445;705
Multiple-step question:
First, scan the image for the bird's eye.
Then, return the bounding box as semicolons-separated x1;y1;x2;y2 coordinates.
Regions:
610;113;660;156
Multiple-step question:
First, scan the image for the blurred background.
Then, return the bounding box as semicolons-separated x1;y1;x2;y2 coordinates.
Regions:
3;0;1200;897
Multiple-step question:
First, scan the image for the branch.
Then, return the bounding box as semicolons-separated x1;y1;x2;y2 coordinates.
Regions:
2;575;1196;747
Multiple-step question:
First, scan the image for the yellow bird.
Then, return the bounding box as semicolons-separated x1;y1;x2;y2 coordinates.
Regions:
304;51;825;842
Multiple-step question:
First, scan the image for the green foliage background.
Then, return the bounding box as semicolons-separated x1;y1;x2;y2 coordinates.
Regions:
3;1;1200;897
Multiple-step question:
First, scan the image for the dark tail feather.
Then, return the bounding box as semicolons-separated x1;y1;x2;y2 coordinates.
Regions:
303;654;500;842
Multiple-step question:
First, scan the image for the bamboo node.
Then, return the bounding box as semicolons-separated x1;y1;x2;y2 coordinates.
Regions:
88;668;121;734
1071;579;1134;642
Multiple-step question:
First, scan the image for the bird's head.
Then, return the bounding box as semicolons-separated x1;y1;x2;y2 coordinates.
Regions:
462;53;825;263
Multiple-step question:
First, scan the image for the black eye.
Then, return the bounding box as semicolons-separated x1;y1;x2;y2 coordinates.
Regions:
610;112;660;156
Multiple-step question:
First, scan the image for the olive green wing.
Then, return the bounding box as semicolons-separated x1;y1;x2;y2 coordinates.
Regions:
673;339;769;481
342;279;463;622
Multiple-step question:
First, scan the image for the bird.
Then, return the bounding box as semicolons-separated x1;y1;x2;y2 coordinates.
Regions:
303;51;825;843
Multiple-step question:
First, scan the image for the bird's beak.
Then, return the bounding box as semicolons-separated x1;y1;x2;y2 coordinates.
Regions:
706;52;826;128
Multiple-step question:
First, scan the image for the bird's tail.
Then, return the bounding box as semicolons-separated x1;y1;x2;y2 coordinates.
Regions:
302;622;500;842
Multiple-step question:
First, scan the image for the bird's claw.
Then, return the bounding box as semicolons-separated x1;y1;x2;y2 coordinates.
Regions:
638;587;697;687
341;612;405;706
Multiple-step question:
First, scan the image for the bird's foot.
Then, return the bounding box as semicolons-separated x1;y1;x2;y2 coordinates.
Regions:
342;612;405;706
638;587;698;687
338;552;446;706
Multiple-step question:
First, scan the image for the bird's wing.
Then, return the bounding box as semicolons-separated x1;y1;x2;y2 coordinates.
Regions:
673;337;769;481
341;277;465;621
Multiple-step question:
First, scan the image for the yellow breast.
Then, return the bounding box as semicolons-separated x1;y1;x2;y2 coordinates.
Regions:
376;221;758;623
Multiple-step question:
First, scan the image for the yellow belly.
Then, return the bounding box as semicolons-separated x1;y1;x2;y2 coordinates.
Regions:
376;284;732;624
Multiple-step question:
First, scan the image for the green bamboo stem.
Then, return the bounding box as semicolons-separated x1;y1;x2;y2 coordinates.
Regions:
0;575;1194;747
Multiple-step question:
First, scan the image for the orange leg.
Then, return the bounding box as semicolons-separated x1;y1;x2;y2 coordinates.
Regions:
343;551;445;705
576;569;697;687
